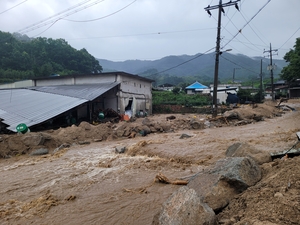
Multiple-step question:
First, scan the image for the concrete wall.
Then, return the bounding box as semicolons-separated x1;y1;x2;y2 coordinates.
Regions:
35;73;152;114
117;75;152;114
0;80;34;89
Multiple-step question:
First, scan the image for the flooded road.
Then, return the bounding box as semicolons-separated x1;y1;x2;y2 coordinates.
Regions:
1;101;300;224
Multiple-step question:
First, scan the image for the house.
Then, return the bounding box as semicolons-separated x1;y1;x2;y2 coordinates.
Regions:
0;72;153;132
157;83;175;91
265;80;289;99
185;81;209;95
288;79;300;98
209;84;238;104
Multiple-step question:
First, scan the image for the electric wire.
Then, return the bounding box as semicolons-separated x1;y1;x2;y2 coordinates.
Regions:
211;14;261;54
63;0;137;22
147;47;215;77
17;0;106;34
221;14;262;53
66;28;216;40
221;55;260;75
278;26;300;51
0;0;28;15
239;11;269;47
222;0;271;49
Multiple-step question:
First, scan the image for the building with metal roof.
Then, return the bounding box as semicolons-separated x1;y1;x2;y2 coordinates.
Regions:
0;72;153;132
0;89;87;132
185;81;209;95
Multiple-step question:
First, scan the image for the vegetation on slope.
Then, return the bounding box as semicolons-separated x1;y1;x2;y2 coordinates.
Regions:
0;31;102;84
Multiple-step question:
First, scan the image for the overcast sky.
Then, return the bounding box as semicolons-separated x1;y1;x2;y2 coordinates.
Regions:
1;0;300;61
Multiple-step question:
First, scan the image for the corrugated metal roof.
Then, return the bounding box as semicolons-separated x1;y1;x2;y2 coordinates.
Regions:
0;89;87;132
29;82;120;101
185;81;208;90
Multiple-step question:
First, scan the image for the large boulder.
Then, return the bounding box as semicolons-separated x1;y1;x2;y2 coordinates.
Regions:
152;186;216;225
21;133;45;146
188;157;261;212
190;120;205;130
226;142;272;165
78;121;92;130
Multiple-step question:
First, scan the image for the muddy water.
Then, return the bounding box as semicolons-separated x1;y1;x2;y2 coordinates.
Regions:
1;102;300;225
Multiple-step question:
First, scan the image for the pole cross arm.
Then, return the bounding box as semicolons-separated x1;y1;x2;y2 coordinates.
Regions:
204;0;240;11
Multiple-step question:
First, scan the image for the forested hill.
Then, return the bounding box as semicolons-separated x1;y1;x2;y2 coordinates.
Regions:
98;53;287;86
0;31;102;84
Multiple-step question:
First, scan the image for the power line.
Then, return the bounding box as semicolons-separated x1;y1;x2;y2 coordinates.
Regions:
0;0;28;15
214;14;262;53
220;55;259;75
239;11;269;47
63;0;137;22
17;0;106;34
66;28;216;40
222;0;271;49
146;47;215;77
278;26;300;51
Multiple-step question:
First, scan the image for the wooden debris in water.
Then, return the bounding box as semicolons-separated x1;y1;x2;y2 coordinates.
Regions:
155;173;188;185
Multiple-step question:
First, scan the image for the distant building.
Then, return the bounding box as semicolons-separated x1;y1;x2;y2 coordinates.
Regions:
209;84;238;104
157;83;175;91
265;80;289;99
185;81;210;95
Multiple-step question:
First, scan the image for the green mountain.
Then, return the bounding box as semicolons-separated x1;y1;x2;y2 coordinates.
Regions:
0;31;102;84
98;53;287;86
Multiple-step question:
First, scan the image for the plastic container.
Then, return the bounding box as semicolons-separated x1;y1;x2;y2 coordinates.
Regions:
16;123;29;134
98;112;105;119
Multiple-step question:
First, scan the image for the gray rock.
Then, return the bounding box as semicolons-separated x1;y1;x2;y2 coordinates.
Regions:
226;142;272;165
115;147;126;154
188;157;261;212
30;148;49;156
152;186;216;225
190;120;205;129
160;123;171;132
223;111;240;119
78;141;90;145
21;133;45;146
142;117;152;126
179;134;193;139
116;129;125;137
40;132;52;140
94;138;103;142
53;143;70;154
78;121;92;130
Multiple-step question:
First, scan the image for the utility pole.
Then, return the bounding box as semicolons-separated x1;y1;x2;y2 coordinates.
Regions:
205;0;240;117
260;59;263;102
263;43;278;101
232;67;240;83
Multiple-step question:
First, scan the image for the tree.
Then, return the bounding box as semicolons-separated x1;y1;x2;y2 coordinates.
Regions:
0;31;103;82
280;38;300;82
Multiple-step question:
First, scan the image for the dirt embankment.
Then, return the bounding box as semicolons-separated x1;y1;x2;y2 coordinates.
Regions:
0;100;288;159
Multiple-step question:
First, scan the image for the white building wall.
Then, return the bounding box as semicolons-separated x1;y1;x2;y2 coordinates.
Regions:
0;80;34;89
74;74;116;84
36;77;75;86
117;75;152;114
34;73;152;114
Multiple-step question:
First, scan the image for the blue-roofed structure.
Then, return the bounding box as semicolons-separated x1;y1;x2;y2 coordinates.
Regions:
185;81;209;95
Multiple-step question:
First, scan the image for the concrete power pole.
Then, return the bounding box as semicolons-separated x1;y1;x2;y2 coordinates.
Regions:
264;43;278;101
260;59;263;102
205;0;240;117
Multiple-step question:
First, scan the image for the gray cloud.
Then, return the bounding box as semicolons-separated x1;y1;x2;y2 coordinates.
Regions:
1;0;299;61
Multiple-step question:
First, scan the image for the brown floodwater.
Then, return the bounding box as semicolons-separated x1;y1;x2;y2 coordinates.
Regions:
1;101;300;225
